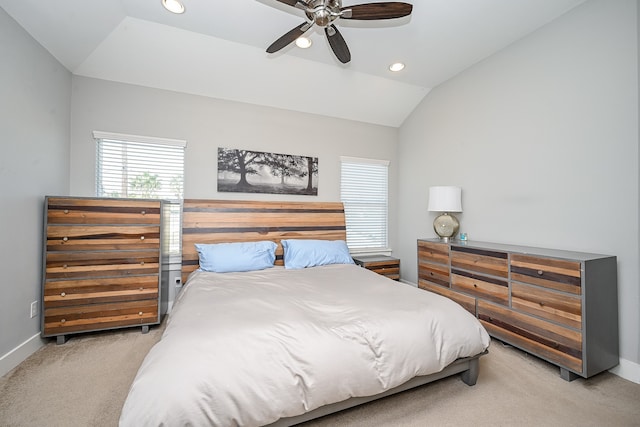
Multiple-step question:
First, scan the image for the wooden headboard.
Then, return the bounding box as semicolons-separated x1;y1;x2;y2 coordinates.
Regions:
181;199;347;280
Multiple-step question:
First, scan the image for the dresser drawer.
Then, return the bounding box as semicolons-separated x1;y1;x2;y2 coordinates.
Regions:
418;240;449;265
419;280;476;315
46;225;161;252
46;249;160;280
418;260;450;287
451;246;509;278
451;269;508;306
47;198;161;225
44;275;159;308
511;282;581;330
511;254;581;295
43;299;159;336
478;300;583;373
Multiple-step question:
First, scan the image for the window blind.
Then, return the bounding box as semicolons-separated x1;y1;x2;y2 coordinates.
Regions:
340;157;389;252
94;131;186;257
96;138;185;200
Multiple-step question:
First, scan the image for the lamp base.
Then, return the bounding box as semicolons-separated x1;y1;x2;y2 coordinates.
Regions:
433;212;459;241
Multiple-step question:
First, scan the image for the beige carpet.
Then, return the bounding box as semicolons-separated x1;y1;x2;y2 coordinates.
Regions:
1;322;639;427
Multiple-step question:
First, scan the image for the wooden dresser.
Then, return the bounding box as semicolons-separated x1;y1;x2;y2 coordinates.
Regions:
417;238;618;381
42;197;165;344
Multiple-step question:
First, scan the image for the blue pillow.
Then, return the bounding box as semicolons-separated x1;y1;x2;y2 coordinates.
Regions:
281;239;354;269
195;241;277;273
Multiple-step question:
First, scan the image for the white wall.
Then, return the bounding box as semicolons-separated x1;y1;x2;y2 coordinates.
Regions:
0;7;71;375
397;0;639;381
69;76;399;248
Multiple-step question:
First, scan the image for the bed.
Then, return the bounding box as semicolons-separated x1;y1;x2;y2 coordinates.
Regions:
119;200;490;426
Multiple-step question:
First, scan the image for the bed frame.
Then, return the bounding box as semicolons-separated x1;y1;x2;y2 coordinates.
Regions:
180;199;485;425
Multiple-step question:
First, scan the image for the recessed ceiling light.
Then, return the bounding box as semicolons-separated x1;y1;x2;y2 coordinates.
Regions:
295;37;312;49
162;0;185;14
389;62;405;72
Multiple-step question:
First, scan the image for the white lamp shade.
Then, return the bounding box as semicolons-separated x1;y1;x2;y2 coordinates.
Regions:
428;186;462;212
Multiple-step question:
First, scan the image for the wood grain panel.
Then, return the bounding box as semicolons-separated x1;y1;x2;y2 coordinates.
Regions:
511;254;581;294
418;280;476;315
44;275;159;307
417;240;449;265
451;270;508;306
417;260;450;287
47;198;160;224
43;300;158;335
181;200;347;279
451;246;508;278
511;282;582;330
478;300;582;373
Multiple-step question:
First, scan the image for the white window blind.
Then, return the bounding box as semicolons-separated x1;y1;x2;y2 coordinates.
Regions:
340;157;389;252
94;131;185;200
94;131;185;259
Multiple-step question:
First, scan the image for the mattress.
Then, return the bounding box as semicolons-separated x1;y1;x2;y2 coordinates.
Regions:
119;264;490;426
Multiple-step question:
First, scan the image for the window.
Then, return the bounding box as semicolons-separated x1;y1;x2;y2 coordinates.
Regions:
340;156;389;253
94;131;186;260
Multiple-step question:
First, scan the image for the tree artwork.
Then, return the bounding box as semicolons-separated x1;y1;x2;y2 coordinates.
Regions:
217;147;318;195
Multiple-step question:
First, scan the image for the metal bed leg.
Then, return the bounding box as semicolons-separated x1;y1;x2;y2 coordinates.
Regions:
461;357;479;386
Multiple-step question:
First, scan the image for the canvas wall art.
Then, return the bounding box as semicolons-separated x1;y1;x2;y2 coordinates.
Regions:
217;147;318;195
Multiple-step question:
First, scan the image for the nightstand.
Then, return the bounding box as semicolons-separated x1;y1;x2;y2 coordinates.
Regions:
352;255;400;281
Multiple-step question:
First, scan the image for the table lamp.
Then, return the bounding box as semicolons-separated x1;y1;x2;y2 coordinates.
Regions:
428;186;462;242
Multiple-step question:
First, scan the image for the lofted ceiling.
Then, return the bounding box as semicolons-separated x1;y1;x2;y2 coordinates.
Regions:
1;0;586;127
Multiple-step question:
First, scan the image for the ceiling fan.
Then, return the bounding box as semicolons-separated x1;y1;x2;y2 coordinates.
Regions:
266;1;413;64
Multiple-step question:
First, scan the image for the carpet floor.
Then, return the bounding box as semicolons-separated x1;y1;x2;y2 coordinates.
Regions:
1;322;638;427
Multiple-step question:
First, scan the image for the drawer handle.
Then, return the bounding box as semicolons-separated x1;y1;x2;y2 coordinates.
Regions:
141;210;146;215
139;287;144;291
539;302;545;307
63;209;69;214
138;311;143;316
62;237;68;242
60;292;66;297
63;264;68;269
140;236;145;240
473;284;478;288
140;261;145;265
60;319;66;323
537;270;544;275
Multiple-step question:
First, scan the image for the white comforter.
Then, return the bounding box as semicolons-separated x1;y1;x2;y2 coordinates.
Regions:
119;264;490;427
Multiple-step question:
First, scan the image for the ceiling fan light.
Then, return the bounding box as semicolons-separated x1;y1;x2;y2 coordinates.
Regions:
295;37;312;49
389;62;405;72
162;0;185;14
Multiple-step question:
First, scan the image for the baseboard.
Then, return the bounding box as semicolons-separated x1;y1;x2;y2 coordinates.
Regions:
610;358;640;384
402;280;639;384
0;334;44;378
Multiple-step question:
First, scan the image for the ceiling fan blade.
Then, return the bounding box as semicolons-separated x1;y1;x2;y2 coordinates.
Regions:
266;22;312;54
341;2;413;20
325;25;351;64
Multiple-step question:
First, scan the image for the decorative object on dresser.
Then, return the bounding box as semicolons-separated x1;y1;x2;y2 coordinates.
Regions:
417;238;618;381
42;196;167;344
427;186;462;242
352;255;400;280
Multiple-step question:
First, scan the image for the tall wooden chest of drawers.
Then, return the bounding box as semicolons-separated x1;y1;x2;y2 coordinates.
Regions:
42;197;165;344
418;238;618;380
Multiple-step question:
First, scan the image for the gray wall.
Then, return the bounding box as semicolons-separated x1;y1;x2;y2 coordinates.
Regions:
68;76;399;247
68;76;399;316
397;0;639;377
0;7;71;370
